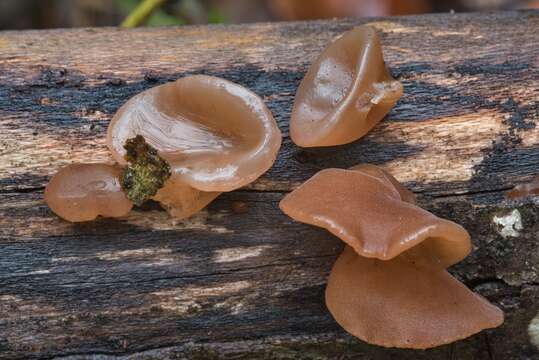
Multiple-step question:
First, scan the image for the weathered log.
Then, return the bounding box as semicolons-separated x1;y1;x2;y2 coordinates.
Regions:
0;10;538;360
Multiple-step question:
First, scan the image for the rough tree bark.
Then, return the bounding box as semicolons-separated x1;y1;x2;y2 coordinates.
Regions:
0;10;538;360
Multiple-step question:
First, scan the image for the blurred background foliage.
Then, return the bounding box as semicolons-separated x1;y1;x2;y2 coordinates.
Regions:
0;0;537;29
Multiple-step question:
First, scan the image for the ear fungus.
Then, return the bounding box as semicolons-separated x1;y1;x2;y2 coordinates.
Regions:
105;75;282;219
507;175;539;199
279;165;503;349
290;26;403;147
45;163;133;222
326;246;503;349
280;168;471;265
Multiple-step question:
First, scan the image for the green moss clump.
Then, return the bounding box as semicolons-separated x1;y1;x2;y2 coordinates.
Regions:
120;135;171;206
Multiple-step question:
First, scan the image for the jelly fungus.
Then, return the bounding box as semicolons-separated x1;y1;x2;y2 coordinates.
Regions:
280;165;503;348
290;26;402;147
107;75;281;218
326;246;504;349
45;163;133;222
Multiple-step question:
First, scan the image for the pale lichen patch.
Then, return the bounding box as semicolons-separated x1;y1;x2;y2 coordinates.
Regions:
140;256;177;267
124;210;179;230
51;256;83;262
215;300;246;315
125;209;232;233
53;249;176;264
152;281;251;315
175;210;232;234
230;301;245;315
0;295;21;302
367;21;421;34
153;281;251;299
0;295;59;319
244;178;296;192
431;29;472;37
159;300;202;315
96;248;172;261
213;245;272;263
529;311;539;349
383;111;505;185
520;123;539;147
493;209;523;238
23;269;51;275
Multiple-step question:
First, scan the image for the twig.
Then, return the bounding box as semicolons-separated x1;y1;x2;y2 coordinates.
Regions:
121;0;167;28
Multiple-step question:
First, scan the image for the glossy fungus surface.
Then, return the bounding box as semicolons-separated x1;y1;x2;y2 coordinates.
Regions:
326;246;504;349
350;163;416;204
107;75;282;193
280;165;503;348
152;177;221;219
45;163;133;222
280;168;471;265
507;175;539;199
290;26;403;147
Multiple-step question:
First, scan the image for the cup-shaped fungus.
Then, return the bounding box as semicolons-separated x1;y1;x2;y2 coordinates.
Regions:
279;165;503;348
507;175;539;199
326;246;504;349
107;75;282;218
45;163;133;222
290;26;403;147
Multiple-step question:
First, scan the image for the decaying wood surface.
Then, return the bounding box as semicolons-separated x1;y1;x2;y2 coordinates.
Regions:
1;10;538;360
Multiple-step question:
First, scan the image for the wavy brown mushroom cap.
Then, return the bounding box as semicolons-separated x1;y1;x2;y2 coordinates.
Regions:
107;75;282;192
507;175;539;199
279;167;471;266
45;163;133;222
326;246;504;349
290;26;403;147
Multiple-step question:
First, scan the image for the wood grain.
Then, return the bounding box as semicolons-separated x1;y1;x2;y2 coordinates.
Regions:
0;10;538;360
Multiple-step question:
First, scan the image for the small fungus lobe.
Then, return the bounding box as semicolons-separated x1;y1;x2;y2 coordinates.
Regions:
279;165;503;348
45;163;133;222
290;26;403;147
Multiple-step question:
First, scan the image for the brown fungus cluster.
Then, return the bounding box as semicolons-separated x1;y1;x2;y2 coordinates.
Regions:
43;25;506;349
45;75;281;221
280;166;503;349
107;75;282;218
